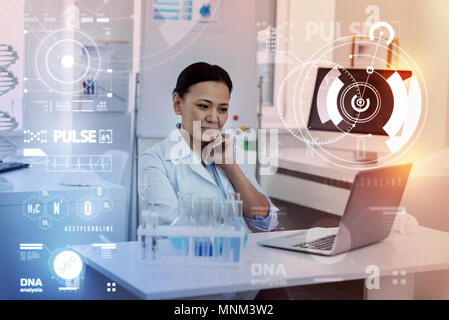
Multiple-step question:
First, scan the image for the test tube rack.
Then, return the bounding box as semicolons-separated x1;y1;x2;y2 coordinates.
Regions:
136;225;246;267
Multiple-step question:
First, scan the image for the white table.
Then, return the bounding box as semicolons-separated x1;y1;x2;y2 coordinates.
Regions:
71;226;449;299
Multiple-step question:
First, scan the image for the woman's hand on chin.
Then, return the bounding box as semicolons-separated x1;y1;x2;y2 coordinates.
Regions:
202;133;236;168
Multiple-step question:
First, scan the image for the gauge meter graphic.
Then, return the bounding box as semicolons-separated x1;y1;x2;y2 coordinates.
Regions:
311;67;421;154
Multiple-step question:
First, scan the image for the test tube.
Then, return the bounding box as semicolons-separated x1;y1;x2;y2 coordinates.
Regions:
222;200;235;261
223;200;235;229
171;192;192;257
212;200;224;259
193;198;214;257
213;200;224;228
226;192;240;202
206;198;215;257
181;193;192;256
226;192;240;228
234;200;243;230
176;192;193;226
233;200;243;262
148;204;160;260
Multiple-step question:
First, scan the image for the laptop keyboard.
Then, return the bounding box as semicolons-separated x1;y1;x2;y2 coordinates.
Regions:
293;234;336;251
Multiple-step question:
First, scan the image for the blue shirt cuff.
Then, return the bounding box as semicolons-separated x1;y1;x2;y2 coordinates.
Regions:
244;212;273;232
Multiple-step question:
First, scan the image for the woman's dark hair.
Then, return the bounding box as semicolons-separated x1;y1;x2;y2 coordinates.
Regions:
173;62;233;98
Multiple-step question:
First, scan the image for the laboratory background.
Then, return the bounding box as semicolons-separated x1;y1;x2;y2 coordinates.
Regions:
1;0;449;301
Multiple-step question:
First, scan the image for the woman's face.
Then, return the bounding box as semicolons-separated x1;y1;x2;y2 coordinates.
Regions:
173;81;230;142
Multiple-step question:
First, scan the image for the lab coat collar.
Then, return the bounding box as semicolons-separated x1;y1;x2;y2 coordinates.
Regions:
163;125;214;165
163;127;194;161
163;126;217;185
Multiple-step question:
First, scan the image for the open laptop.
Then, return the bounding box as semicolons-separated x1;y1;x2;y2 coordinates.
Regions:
259;163;412;256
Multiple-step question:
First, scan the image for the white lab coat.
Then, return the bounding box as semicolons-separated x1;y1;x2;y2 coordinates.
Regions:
138;127;279;232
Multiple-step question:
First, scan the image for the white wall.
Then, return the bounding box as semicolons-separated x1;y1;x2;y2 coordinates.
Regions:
257;0;277;26
266;0;336;130
138;0;258;138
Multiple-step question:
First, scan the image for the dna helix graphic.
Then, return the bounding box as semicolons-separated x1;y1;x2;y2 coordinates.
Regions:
0;44;19;161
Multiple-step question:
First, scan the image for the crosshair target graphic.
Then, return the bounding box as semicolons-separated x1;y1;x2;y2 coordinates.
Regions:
319;68;403;135
35;29;101;94
340;82;381;124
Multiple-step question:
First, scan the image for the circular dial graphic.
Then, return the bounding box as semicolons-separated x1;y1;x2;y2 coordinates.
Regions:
35;29;101;95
